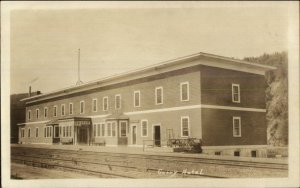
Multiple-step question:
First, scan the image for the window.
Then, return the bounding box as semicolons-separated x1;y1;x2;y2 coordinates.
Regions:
112;122;116;137
80;101;85;114
61;104;65;116
180;82;189;101
141;120;148;137
215;151;222;156
181;116;190;137
53;106;57;117
232;84;240;103
44;107;48;118
101;123;105;136
107;122;112;136
155;87;163;105
234;151;240;157
59;126;62;137
36;109;39;119
103;97;108;111
93;124;96;137
97;124;101;137
21;128;25;138
233;116;241;137
35;127;39;137
28;128;31;137
134;91;140;107
54;126;59;138
28;110;31;120
251;150;257;157
115;95;121;109
69;103;73;115
120;121;127;137
92;99;97;112
45;126;52;138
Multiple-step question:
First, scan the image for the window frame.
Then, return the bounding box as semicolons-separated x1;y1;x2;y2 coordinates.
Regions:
28;128;31;138
28;110;31;120
35;127;39;137
53;105;57;117
155;86;164;105
44;107;48;118
69;103;73;115
181;116;190;137
80;100;85;114
92;98;98;112
36;109;39;120
141;120;148;137
133;90;141;107
115;94;121;109
21;128;25;138
112;122;117;137
232;83;241;103
101;123;106;136
232;116;242;137
103;96;109;111
119;121;128;137
61;104;65;116
180;82;190;102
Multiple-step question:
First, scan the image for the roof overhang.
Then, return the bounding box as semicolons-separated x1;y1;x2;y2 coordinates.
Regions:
21;52;276;104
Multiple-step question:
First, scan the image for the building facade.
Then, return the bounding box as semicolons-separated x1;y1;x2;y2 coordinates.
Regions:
18;52;275;157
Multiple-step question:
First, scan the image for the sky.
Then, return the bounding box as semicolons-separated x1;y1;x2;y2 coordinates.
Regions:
10;3;291;94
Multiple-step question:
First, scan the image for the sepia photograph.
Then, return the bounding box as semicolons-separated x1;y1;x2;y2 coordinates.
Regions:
1;1;299;188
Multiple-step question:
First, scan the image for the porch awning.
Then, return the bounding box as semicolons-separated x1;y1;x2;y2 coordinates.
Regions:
46;119;59;125
105;113;129;121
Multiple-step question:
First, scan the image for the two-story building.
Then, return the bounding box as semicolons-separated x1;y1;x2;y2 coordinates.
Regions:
18;52;276;157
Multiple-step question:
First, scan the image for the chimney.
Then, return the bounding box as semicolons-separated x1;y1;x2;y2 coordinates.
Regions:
29;86;31;97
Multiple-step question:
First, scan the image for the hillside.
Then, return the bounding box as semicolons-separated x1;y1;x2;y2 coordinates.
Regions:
244;52;288;146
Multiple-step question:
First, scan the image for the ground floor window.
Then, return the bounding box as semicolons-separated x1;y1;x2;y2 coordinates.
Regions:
28;128;31;138
112;122;116;137
35;127;39;137
97;124;101;136
181;116;190;137
21;128;25;138
93;124;96;137
141;120;148;137
61;125;72;138
101;123;105;136
45;126;52;138
120;121;127;137
233;117;241;137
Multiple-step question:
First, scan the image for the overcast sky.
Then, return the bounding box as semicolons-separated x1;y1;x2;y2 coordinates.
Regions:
10;3;291;94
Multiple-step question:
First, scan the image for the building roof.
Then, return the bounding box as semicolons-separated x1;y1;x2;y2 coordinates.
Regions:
21;52;276;104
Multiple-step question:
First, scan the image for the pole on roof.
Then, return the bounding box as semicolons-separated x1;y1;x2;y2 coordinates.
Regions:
76;48;83;85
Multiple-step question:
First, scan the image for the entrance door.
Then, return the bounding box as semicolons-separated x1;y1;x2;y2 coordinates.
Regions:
153;125;161;147
132;126;137;145
77;127;88;144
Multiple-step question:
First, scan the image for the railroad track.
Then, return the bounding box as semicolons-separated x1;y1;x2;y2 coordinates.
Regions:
11;146;288;178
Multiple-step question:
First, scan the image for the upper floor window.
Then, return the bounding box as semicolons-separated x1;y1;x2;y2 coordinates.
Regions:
141;120;148;137
61;104;65;116
134;91;140;107
80;101;85;114
53;106;57;117
180;82;189;101
115;95;121;109
44;107;48;118
181;116;190;137
232;84;240;103
28;110;31;120
92;99;97;112
233;117;241;137
155;86;163;105
36;109;40;119
103;97;108;111
69;103;73;115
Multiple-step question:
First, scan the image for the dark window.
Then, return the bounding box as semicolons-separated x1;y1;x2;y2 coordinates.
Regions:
120;122;127;137
234;151;240;157
215;151;221;155
251;150;257;157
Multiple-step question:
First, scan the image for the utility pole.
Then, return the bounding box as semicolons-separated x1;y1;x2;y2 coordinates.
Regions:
76;48;83;85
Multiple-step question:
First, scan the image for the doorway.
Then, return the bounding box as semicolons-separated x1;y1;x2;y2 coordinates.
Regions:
153;125;161;147
77;126;88;144
132;125;137;145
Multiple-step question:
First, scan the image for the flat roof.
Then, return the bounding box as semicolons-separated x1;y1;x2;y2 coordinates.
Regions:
21;52;276;103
